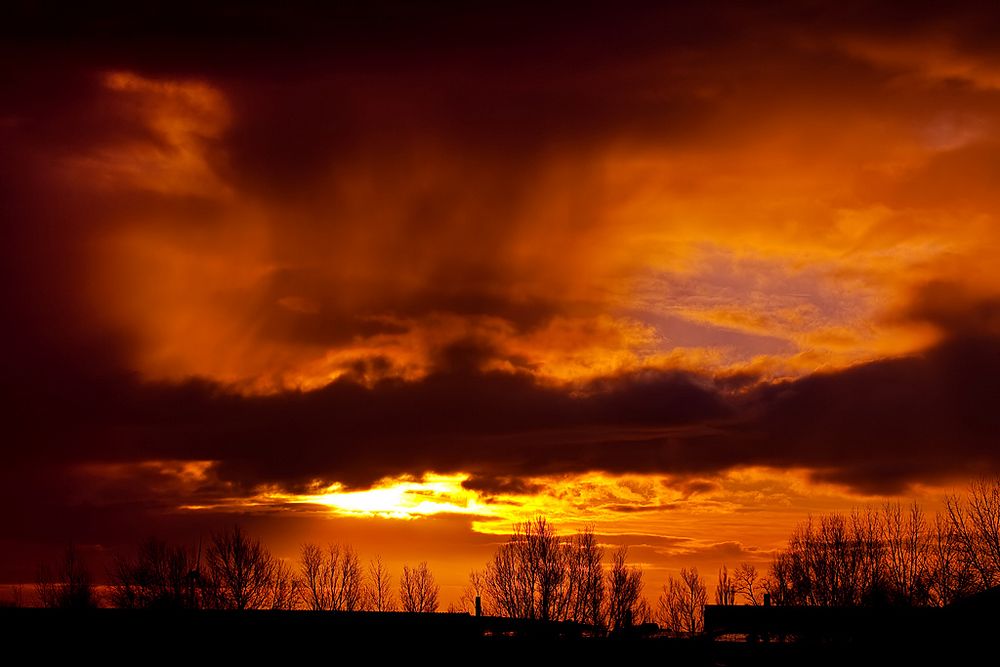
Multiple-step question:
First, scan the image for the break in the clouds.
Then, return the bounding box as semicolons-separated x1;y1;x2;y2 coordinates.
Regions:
4;2;1000;584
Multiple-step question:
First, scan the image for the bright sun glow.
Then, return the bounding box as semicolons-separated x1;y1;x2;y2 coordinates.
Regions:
264;474;497;520
170;466;944;559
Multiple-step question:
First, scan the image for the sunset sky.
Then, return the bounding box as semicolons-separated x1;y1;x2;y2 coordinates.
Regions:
3;2;1000;605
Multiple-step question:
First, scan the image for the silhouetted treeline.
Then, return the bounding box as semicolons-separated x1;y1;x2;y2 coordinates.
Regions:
708;478;1000;616
454;517;649;632
103;525;437;613
660;478;1000;634
31;477;1000;637
658;566;707;635
110;538;198;609
36;545;97;609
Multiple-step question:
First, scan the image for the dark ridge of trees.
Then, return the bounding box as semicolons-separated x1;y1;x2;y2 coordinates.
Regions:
762;502;952;608
27;475;1000;637
36;545;97;609
202;525;296;610
945;477;1000;593
722;477;1000;613
110;538;198;609
476;517;651;632
0;585;24;608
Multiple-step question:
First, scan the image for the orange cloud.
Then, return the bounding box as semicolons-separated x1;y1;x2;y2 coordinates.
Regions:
54;56;1000;396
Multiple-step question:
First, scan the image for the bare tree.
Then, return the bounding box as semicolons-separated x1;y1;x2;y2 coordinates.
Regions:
946;477;1000;589
483;517;605;623
454;569;491;616
657;567;706;636
110;538;195;609
778;511;886;607
761;490;1000;609
658;576;684;634
483;517;572;621
269;559;299;610
606;546;644;632
535;520;572;622
633;596;654;625
765;501;971;608
568;527;605;627
484;530;525;618
928;512;975;606
852;507;887;602
715;565;737;605
298;543;364;611
734;562;761;605
682;567;707;634
365;555;396;611
37;545;97;609
400;562;439;613
882;501;931;605
331;545;364;611
299;543;326;609
204;525;281;610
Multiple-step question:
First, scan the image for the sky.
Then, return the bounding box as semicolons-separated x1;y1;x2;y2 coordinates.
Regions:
3;1;1000;605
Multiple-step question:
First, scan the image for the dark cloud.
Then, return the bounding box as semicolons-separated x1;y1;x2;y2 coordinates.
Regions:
901;281;1000;338
744;335;1000;493
461;476;544;497
675;479;721;498
673;540;764;562
3;359;730;488
602;503;681;514
6;325;1000;534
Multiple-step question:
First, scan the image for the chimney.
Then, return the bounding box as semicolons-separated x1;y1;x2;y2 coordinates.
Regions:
475;595;482;617
763;593;771;607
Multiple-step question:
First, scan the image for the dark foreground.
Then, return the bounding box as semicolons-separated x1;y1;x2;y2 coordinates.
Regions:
1;607;991;665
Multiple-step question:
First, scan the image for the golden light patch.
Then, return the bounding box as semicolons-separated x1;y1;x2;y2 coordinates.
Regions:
272;474;492;520
172;467;952;557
